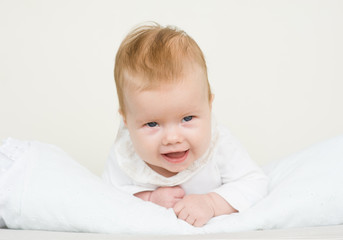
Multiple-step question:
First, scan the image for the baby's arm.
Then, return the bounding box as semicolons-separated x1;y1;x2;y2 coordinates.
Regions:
134;186;185;209
173;192;237;227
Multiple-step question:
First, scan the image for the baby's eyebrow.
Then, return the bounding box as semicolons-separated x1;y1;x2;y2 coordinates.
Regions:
135;116;156;125
135;118;147;125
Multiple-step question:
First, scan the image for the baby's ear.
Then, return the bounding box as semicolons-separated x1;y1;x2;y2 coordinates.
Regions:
210;94;215;109
118;109;127;125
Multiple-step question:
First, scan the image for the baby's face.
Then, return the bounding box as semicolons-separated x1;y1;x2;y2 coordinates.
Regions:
122;65;212;177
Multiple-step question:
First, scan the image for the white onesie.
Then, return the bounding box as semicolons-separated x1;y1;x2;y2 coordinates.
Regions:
102;120;268;212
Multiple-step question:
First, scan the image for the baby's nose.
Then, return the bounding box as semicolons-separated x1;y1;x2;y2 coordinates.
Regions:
162;126;183;145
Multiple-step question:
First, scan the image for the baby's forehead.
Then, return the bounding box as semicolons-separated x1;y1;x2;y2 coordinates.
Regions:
124;78;208;101
123;63;208;92
123;77;209;111
124;81;209;120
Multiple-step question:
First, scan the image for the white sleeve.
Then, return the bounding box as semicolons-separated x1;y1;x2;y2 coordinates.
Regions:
102;144;156;195
211;127;269;212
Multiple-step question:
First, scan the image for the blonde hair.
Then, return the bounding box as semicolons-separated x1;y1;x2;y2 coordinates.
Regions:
114;23;211;115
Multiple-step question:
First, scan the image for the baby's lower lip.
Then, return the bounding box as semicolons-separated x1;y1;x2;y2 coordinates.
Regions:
162;150;189;164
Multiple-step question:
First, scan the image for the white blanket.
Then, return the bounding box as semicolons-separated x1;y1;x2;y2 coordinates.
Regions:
0;135;342;234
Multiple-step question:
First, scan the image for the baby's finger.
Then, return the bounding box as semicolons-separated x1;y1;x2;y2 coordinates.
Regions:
177;209;189;221
193;218;206;228
185;215;196;226
173;201;184;215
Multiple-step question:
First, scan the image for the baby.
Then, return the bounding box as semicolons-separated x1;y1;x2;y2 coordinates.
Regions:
102;23;268;227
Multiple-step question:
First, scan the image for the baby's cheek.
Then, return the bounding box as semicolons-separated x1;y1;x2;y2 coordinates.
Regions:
136;137;160;159
195;133;211;157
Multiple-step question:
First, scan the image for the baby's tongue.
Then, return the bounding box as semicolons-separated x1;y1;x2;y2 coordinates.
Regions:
165;151;185;158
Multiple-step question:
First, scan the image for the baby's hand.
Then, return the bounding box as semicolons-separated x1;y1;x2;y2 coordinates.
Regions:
149;186;185;208
173;194;215;227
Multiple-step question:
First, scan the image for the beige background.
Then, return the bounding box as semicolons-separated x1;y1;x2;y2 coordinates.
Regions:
1;0;342;176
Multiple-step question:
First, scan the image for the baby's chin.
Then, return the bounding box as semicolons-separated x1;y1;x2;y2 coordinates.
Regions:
157;163;191;177
146;154;196;177
165;159;195;174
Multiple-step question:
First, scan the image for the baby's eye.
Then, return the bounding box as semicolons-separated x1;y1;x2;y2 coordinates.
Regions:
182;116;193;122
146;122;158;127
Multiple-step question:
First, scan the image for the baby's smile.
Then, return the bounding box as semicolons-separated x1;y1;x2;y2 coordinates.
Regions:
161;150;189;164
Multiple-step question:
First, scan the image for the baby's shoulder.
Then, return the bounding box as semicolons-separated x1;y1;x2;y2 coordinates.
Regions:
212;124;249;162
215;124;241;147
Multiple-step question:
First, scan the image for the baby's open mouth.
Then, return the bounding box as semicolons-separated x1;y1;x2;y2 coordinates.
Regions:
164;151;186;158
162;150;189;163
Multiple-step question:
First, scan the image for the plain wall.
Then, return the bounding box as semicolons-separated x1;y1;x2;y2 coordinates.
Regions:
1;0;342;175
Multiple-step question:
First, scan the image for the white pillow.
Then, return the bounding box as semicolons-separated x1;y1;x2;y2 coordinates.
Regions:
0;139;196;234
203;134;343;233
1;135;342;234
